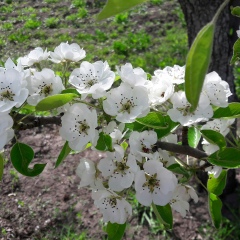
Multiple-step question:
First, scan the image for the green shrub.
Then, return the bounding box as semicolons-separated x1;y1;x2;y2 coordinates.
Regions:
24;19;42;29
45;17;60;28
72;0;86;8
2;22;13;31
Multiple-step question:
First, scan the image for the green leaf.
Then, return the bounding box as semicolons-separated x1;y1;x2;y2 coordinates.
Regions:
61;88;80;95
208;147;240;168
167;163;191;181
136;113;179;138
55;141;71;168
95;132;113;151
10;142;46;177
96;0;147;21
213;102;240;118
201;130;226;150
136;112;171;129
231;6;240;17
155;204;173;229
35;93;77;111
231;39;240;64
208;193;222;229
0;154;4;181
188;127;201;148
185;22;215;112
105;222;126;240
207;170;227;196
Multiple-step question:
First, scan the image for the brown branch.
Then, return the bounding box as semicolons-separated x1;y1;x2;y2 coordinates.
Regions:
156;141;208;159
13;113;61;130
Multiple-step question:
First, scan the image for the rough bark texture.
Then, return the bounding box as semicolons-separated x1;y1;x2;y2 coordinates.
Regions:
178;0;240;102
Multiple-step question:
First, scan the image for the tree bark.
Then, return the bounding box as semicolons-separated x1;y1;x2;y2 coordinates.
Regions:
178;0;240;102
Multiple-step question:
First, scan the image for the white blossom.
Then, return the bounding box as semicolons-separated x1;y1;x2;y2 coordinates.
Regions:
0;68;28;112
49;42;86;63
154;65;185;85
135;160;177;206
0;112;14;150
18;47;49;67
117;63;148;87
203;71;231;107
98;145;136;191
103;82;150;123
129;130;157;157
205;165;222;178
147;73;174;106
69;61;115;99
167;91;213;126
27;68;64;106
59;103;98;151
76;158;97;188
92;189;132;224
170;184;198;217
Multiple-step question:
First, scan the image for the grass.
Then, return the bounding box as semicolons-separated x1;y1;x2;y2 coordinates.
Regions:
0;0;188;75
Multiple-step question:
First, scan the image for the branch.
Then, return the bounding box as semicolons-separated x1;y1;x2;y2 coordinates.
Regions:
13;113;61;130
156;141;208;159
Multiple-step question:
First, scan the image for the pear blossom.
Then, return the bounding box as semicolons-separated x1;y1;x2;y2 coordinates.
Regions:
147;73;174;106
49;42;86;63
170;184;198;217
69;61;115;99
18;47;49;67
167;91;213;126
117;63;148;86
129;130;157;157
0;58;24;73
59;103;98;151
152;149;176;167
205;165;222;178
27;68;64;106
0;68;28;112
154;65;185;85
0;112;14;150
103;82;150;123
203;71;231;107
98;145;137;191
92;189;132;224
76;158;97;188
135;160;178;206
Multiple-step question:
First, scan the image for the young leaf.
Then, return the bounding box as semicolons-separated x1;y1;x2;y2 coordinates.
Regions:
35;93;77;111
231;6;240;18
154;204;173;229
10;142;46;177
96;0;147;21
185;22;215;112
55;141;71;168
95;132;113;151
201;130;226;150
231;39;240;64
61;88;80;95
208;193;222;229
213;102;240;118
208;148;240;168
207;170;227;196
167;163;191;181
105;222;126;240
136;113;178;138
0;154;4;181
188;127;201;148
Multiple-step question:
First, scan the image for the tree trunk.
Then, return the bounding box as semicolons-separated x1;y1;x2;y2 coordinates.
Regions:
178;0;240;198
178;0;240;102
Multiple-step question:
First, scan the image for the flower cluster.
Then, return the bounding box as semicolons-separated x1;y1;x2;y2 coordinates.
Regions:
0;42;235;225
